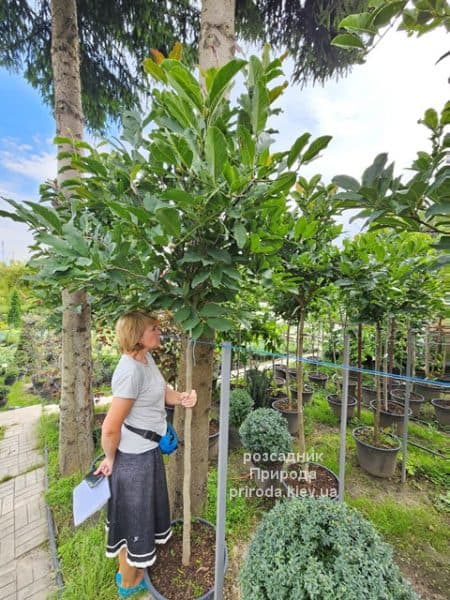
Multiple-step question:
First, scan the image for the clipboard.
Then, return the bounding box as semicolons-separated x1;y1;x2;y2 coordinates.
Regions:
73;455;111;526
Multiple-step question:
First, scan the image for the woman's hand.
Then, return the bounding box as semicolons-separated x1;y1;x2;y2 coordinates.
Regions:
94;456;114;477
180;389;197;408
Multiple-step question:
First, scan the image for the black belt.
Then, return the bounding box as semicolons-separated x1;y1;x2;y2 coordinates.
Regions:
124;423;162;442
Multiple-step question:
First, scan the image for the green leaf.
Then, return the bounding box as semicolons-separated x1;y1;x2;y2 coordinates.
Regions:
331;33;365;49
162;60;203;111
23;202;63;234
205;126;227;180
332;175;361;192
155;208;181;236
162;189;196;207
206;317;233;331
199;303;223;317
191;270;210;288
371;1;406;28
191;321;204;340
267;172;296;196
301;136;332;163
237;125;256;167
362;153;388;187
287;133;311;167
174;306;191;324
422;108;439;130
233;223;247;249
426;202;450;217
143;58;167;83
208;59;246;112
339;12;376;33
207;248;232;264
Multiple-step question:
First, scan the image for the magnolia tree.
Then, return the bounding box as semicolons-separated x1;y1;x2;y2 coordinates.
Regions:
272;176;341;452
337;230;444;443
5;52;340;564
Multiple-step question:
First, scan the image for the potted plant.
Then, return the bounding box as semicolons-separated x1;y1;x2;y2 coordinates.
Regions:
240;498;419;599
327;393;357;421
369;399;412;435
308;370;328;388
4;366;18;386
431;397;450;426
239;408;292;492
244;368;272;409
390;388;425;418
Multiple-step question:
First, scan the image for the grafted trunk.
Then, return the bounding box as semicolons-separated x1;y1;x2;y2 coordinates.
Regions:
357;323;362;418
52;0;93;475
374;322;382;444
388;317;396;394
182;339;193;566
296;310;306;455
167;335;214;519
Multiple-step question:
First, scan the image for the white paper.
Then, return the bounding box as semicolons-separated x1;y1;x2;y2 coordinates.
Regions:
73;477;111;527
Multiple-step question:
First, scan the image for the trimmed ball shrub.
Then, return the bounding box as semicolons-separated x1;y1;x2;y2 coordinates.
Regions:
240;497;419;600
230;389;254;427
239;408;292;460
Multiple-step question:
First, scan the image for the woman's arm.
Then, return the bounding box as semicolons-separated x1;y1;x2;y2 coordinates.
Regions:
94;396;133;476
165;386;197;408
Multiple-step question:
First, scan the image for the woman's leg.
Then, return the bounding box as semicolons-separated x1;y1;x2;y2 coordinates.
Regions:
118;548;144;587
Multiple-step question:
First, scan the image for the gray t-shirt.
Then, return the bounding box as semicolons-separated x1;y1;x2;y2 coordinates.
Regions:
111;353;167;454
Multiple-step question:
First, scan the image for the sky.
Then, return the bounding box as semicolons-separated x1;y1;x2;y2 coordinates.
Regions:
0;26;448;262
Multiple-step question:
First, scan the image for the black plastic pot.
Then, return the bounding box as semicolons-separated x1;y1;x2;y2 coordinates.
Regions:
414;380;444;402
273;364;286;379
282;462;339;501
271;398;298;435
361;386;377;407
369;400;412;435
335;377;358;397
431;399;450;426
290;385;313;404
308;372;328;388
353;426;400;478
390;388;425;418
144;518;227;600
327;394;357;421
208;420;220;460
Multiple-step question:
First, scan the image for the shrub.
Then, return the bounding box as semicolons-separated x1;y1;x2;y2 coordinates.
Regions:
230;389;254;427
245;368;272;408
239;408;292;460
240;497;419;600
4;366;18;385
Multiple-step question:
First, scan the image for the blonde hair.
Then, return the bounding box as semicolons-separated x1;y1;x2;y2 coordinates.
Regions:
115;311;159;354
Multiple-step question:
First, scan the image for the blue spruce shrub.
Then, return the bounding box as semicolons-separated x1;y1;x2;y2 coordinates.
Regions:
240;497;419;600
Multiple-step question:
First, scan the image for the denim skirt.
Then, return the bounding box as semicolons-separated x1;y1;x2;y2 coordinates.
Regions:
105;447;172;567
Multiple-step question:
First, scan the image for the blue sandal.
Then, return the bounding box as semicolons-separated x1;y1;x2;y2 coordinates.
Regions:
116;572;149;598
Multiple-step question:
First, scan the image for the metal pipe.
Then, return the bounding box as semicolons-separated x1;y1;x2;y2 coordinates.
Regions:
214;341;232;600
338;330;350;502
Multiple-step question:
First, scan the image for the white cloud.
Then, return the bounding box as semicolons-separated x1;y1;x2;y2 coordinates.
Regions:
0;147;56;182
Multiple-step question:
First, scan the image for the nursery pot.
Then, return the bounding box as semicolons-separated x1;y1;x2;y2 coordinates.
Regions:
144;518;227;600
282;462;339;501
431;398;450;427
273;364;286;379
250;459;285;493
335;377;357;397
290;385;313;404
369;400;412;435
326;394;357;421
414;380;444;402
361;386;377;407
308;372;328;388
208;419;220;460
390;389;425;418
353;426;400;478
271;397;298;435
0;396;7;408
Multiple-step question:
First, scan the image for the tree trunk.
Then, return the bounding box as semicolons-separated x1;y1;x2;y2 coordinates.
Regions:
182;338;193;566
383;321;389;410
199;0;236;72
388;317;396;394
52;0;93;475
286;323;292;409
424;324;430;378
296;310;306;455
357;323;362;418
167;334;214;519
374;322;382;444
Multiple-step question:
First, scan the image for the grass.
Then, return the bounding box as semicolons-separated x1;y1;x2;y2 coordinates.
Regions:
0;379;42;410
0;424;5;440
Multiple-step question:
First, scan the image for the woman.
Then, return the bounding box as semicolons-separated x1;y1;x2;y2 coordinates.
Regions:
95;310;196;597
